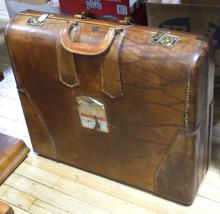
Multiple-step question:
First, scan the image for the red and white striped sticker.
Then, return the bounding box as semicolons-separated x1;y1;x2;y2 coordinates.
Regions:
76;96;109;133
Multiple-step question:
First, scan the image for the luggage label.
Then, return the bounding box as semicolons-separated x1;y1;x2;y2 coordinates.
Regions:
76;96;109;133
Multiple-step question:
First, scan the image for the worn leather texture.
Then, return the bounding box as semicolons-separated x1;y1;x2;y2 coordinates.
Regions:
0;133;30;184
5;11;214;205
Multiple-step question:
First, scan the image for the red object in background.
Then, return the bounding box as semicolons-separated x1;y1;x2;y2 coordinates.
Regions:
59;0;147;25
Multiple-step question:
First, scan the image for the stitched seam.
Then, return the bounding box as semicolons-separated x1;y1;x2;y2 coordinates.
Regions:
154;41;203;192
185;41;202;131
18;89;58;160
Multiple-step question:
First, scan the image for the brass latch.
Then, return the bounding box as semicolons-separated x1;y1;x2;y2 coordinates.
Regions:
149;31;179;48
27;14;48;26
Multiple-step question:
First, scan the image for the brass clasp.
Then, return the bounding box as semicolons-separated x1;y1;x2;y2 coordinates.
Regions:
27;14;48;26
149;31;179;48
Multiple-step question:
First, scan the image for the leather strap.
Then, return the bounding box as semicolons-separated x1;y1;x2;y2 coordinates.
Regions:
101;31;125;98
60;22;117;56
56;38;80;88
57;22;125;98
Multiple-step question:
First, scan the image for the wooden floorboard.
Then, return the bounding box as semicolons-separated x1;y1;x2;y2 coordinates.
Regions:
0;0;220;213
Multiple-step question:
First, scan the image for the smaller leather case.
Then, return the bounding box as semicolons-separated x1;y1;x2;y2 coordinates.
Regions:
0;133;30;184
0;201;14;214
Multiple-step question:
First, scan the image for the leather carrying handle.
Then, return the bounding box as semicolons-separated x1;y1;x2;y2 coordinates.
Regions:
56;39;80;88
60;22;117;56
57;21;125;98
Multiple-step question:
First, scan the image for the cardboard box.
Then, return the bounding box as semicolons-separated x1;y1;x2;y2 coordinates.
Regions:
146;0;220;76
59;0;143;22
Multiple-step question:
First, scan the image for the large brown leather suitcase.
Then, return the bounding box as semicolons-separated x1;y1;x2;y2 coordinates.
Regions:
5;11;214;205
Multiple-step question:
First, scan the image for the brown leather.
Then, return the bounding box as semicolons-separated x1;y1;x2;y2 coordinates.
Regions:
101;30;125;98
5;11;214;205
0;202;14;214
0;133;30;184
57;40;79;88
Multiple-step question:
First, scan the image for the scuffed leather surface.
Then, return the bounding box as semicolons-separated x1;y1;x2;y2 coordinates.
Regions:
155;128;201;205
18;92;57;159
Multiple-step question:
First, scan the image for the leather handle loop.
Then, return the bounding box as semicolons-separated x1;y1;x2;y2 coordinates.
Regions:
57;21;125;98
56;38;80;88
101;31;125;98
60;22;117;56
